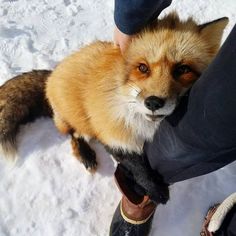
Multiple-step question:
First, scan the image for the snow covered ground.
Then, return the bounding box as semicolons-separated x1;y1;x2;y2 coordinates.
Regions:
0;0;235;235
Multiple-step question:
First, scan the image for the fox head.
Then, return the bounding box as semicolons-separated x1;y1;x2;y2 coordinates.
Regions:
116;13;228;130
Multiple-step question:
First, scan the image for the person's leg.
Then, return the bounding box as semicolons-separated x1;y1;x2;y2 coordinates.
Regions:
145;24;236;184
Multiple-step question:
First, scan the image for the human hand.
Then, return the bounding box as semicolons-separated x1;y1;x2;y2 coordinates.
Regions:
114;25;134;55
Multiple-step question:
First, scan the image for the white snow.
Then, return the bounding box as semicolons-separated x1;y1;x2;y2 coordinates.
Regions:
0;0;236;235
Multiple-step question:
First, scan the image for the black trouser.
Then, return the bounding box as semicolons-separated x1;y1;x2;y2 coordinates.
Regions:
144;24;236;236
145;24;236;184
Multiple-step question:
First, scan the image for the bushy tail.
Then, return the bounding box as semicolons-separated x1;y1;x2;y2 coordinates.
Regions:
0;70;52;159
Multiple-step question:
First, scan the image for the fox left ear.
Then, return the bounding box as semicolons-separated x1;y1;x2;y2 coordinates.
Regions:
198;17;229;53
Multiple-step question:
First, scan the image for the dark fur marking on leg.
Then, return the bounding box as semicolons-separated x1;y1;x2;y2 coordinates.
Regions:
71;136;97;172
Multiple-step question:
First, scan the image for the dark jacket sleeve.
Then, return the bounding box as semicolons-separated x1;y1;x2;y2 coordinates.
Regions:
114;0;172;35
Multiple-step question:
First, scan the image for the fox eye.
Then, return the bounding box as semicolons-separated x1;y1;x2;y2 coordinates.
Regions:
173;64;192;79
138;63;149;73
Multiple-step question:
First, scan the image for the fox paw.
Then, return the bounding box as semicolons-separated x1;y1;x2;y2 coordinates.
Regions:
71;137;98;173
147;183;169;204
82;149;98;174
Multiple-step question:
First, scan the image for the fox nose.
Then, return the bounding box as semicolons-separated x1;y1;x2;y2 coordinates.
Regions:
144;96;165;111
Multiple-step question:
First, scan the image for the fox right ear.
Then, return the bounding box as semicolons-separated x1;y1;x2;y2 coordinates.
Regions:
198;17;229;53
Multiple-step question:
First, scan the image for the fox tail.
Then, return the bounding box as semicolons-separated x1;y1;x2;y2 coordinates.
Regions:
0;70;52;159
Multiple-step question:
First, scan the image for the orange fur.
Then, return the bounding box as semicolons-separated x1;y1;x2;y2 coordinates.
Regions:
46;13;228;165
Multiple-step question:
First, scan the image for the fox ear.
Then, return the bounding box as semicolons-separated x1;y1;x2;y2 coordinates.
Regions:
198;17;229;53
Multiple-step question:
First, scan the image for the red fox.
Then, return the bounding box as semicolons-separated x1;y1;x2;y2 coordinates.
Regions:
0;13;228;203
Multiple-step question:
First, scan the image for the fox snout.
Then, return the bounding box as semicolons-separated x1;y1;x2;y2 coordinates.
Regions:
144;96;165;111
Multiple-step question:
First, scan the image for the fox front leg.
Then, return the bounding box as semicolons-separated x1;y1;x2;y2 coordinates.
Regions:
119;153;169;204
71;135;97;173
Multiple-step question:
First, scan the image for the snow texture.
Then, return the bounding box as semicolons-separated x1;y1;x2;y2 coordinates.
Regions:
0;0;236;235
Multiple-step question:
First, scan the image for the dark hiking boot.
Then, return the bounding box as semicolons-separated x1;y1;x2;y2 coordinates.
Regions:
109;195;157;236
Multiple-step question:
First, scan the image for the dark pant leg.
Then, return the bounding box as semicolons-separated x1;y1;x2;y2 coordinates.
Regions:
144;25;236;184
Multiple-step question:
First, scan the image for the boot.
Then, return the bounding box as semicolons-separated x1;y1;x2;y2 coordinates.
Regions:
109;164;157;236
109;195;157;236
200;193;236;236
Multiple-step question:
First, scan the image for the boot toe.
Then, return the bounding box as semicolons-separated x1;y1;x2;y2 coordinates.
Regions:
109;202;154;236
